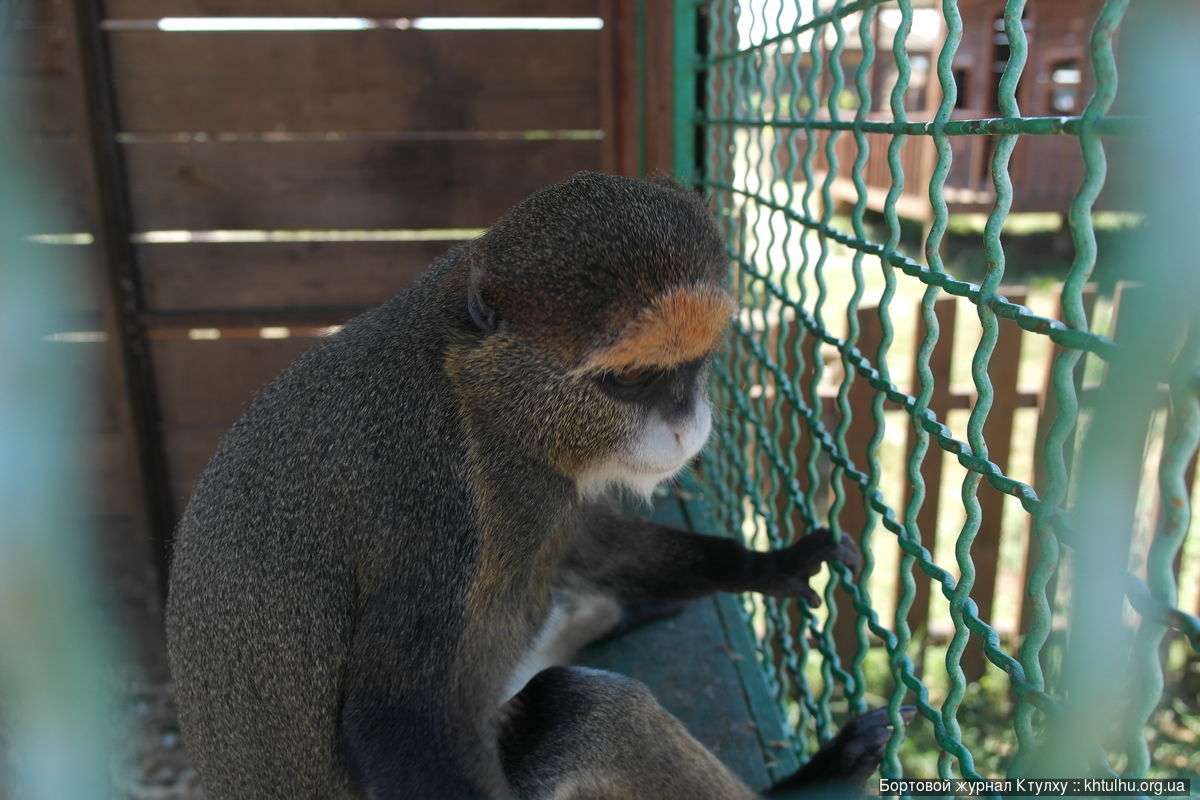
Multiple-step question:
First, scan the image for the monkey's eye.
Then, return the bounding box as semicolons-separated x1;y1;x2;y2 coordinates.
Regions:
609;368;657;388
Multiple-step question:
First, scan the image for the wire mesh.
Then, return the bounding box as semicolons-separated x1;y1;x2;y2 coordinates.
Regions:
676;0;1200;784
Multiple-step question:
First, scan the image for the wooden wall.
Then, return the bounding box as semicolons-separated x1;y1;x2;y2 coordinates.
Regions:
6;0;663;589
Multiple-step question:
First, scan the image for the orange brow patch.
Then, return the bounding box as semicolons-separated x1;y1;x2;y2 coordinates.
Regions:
584;285;736;371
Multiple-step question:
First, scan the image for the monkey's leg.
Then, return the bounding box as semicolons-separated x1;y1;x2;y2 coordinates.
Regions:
499;666;756;800
561;500;860;610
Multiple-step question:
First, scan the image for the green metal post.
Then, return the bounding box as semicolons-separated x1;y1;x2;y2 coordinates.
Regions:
672;0;699;184
635;0;648;176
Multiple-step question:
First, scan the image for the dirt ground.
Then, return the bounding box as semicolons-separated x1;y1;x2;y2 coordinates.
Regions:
114;679;203;800
100;519;204;800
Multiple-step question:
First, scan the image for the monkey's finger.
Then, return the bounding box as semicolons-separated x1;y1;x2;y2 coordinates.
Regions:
798;584;822;607
833;536;862;572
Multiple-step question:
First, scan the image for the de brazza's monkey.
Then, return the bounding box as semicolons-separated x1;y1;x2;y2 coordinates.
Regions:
166;172;908;799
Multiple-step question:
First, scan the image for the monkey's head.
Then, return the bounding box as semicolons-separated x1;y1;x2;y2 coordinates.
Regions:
444;172;734;500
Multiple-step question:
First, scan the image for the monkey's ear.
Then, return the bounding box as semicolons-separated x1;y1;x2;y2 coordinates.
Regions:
467;259;499;335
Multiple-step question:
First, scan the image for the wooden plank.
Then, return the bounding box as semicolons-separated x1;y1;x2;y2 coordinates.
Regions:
4;23;96;253
109;30;602;133
145;311;358;331
2;15;90;144
1192;466;1200;619
123;139;604;230
768;309;820;544
21;138;95;231
16;0;70;24
163;427;226;511
1162;456;1198;620
609;0;674;177
1020;285;1099;635
88;431;141;517
830;307;886;665
14;243;103;315
761;311;829;684
139;240;447;312
960;289;1026;680
45;339;118;431
1012;136;1086;215
896;296;958;668
1;74;78;135
107;0;599;16
152;336;318;427
2;25;91;209
5;23;73;76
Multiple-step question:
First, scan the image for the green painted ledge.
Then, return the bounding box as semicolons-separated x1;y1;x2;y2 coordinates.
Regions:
577;477;801;794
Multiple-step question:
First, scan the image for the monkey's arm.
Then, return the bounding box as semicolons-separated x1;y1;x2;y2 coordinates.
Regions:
563;500;859;608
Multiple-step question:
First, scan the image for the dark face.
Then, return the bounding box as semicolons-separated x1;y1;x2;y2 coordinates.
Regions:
596;358;708;424
577;356;716;500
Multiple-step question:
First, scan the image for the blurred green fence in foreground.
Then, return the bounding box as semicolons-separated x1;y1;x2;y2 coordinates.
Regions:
0;16;122;800
676;0;1200;785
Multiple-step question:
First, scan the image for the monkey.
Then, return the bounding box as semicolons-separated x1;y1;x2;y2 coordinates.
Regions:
165;171;911;800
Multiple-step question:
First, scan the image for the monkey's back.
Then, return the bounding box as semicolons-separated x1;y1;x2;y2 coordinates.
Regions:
166;256;481;798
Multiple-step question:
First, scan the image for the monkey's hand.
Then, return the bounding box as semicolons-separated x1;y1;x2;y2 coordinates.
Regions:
745;528;860;606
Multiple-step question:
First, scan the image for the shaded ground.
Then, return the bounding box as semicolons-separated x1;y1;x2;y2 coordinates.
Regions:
114;680;202;800
99;519;203;800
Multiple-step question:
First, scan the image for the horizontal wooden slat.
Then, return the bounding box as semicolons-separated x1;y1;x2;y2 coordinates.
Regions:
2;23;81;135
5;24;73;76
124;139;603;230
164;427;225;511
3;26;92;226
17;0;69;24
109;30;601;132
41;340;118;430
106;0;599;17
88;432;141;517
140;240;447;312
20;139;94;231
154;334;325;507
146;310;361;331
14;243;103;315
152;336;320;426
2;75;77;134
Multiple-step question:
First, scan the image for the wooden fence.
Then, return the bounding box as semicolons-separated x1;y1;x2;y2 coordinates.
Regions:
754;282;1199;680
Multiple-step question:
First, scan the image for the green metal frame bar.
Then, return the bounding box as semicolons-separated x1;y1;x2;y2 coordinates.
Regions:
672;0;700;183
700;114;1138;137
635;0;648;176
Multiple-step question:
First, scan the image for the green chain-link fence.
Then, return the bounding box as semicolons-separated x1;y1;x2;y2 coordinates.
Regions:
673;0;1200;784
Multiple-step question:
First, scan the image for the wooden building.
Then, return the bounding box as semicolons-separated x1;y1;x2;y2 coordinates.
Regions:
789;0;1118;220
